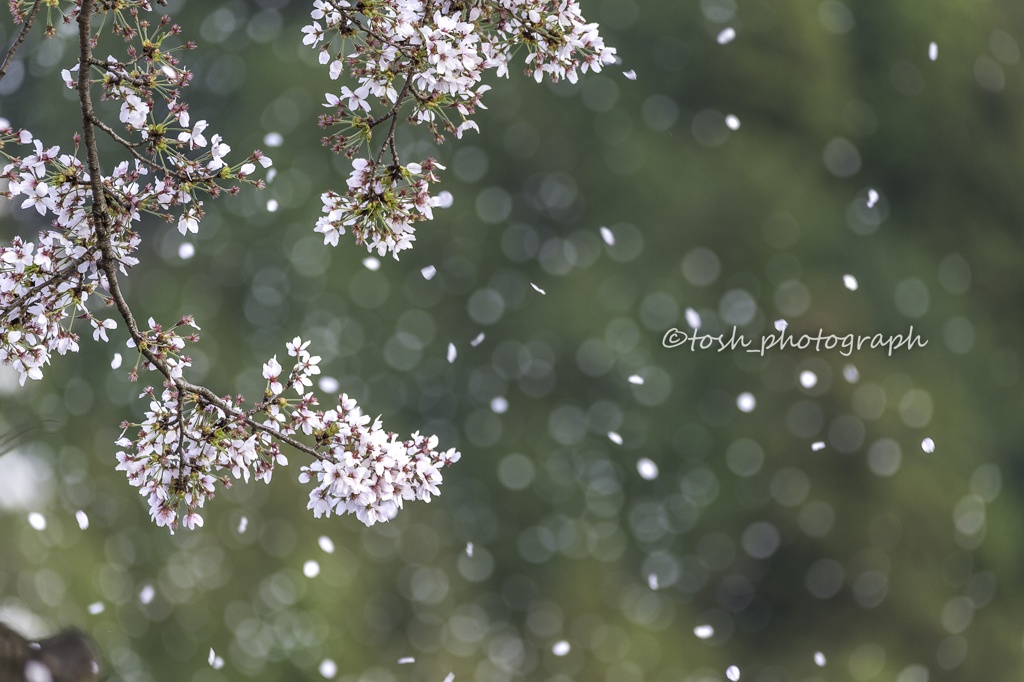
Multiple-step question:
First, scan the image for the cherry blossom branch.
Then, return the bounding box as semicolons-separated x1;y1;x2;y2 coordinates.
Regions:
0;245;99;320
0;0;41;85
75;0;325;464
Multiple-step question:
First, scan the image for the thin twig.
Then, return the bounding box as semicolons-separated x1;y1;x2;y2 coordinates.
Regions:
0;0;42;85
0;245;99;320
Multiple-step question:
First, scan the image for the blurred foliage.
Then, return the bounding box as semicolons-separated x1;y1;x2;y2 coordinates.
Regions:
1;0;1023;681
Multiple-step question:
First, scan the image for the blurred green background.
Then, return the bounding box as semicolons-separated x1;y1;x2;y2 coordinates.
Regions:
1;0;1023;681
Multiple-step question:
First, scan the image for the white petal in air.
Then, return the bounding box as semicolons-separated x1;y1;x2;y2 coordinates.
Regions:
178;242;195;260
465;542;474;557
435;190;454;208
447;343;457;363
266;199;279;212
774;319;788;332
442;674;455;682
421;265;437;280
319;376;339;393
111;353;122;369
319;536;335;553
398;657;416;664
736;392;756;413
28;512;46;530
237;516;248;534
799;371;818;389
264;132;284;147
75;510;89;530
726;666;741;682
622;69;637;80
319;659;337;679
531;282;546;295
685;307;702;330
867;189;879;208
470;333;485;347
87;602;104;615
362;257;381;271
921;437;935;453
814;652;827;667
636;458;659;480
608;431;623;445
628;374;644;385
552;641;571;656
139;585;155;605
490;396;509;414
725;115;741;130
303;560;321;578
929;42;938;61
812;441;826;451
208;649;224;670
717;27;736;44
600;226;615;245
843;274;858;291
843;364;860;383
694;624;715;639
648;573;659;590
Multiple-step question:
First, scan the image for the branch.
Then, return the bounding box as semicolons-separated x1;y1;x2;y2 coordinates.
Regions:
376;74;413;165
0;0;42;85
75;0;326;464
0;245;99;321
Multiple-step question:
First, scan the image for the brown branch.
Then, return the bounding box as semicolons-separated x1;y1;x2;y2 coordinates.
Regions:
0;245;99;320
75;0;326;464
0;0;42;85
376;74;413;165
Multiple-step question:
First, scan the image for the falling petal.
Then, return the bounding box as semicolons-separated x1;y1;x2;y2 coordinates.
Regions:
774;319;788;332
921;437;936;453
694;624;715;639
726;666;741;682
717;27;736;44
319;376;340;393
75;510;89;530
929;42;938;61
398;657;416;664
648;573;659;590
637;458;659;480
815;652;827;667
362;257;381;271
608;431;623;445
28;513;45;530
812;441;826;451
867;189;879;208
531;282;546;295
799;371;818;388
843;364;860;383
736;392;756;413
111;353;122;369
725;115;741;130
552;641;571;656
266;199;279;213
843;274;858;291
490;396;509;414
178;242;195;259
600;226;615;245
447;343;457;363
421;265;437;280
319;536;335;553
622;69;637;80
139;585;155;605
465;542;474;557
685;307;702;329
320;660;338;679
238;516;248;534
628;374;644;385
470;332;485;347
87;602;104;615
303;560;321;578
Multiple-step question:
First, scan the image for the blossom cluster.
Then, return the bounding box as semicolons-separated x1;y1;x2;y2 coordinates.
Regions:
0;5;270;386
303;0;616;257
116;338;460;531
